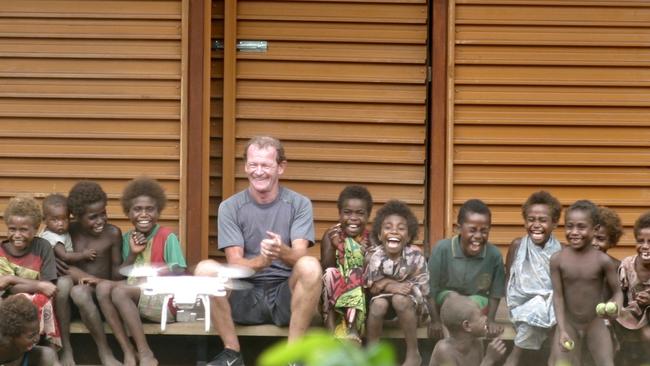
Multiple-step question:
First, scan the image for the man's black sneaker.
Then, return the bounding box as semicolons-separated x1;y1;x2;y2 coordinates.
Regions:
206;348;245;366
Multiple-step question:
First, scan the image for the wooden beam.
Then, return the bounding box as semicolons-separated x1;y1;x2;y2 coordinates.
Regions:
222;0;237;200
185;0;210;264
427;0;448;254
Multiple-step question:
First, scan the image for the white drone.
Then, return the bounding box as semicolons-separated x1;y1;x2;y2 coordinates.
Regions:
121;262;253;332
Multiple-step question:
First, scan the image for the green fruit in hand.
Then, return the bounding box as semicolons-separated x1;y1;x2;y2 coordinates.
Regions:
605;301;618;315
596;302;606;316
563;340;575;351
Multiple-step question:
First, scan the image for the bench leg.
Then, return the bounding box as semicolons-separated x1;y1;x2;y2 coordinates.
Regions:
195;335;208;366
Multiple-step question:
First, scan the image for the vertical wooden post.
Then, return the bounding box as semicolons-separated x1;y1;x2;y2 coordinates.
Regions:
185;0;211;264
427;0;448;254
222;0;237;199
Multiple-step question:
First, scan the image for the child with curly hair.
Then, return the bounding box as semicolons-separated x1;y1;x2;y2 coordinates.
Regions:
616;211;650;359
365;200;428;366
0;294;59;366
97;177;187;366
0;196;60;350
320;185;373;342
504;191;562;366
57;181;122;366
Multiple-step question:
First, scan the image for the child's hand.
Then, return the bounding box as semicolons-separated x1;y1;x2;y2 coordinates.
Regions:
386;282;412;295
79;277;101;286
486;321;504;338
84;248;97;261
636;291;650;307
559;331;574;353
484;338;506;363
428;319;444;340
56;258;69;276
129;231;147;254
37;282;57;297
0;276;12;290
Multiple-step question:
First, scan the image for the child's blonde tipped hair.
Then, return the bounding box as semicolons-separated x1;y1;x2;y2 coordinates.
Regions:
4;196;42;228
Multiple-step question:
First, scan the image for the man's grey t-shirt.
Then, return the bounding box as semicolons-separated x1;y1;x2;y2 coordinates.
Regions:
217;187;315;283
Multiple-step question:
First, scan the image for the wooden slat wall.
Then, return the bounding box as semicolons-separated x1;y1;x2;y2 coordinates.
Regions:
449;0;650;258
0;0;186;247
209;0;429;255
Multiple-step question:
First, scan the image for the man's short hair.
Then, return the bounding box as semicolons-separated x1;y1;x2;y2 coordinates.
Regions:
243;136;286;164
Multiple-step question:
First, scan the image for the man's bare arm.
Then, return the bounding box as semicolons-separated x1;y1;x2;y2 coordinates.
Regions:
225;245;272;271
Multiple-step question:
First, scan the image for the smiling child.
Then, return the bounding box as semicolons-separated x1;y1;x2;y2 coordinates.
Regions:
548;200;621;366
321;185;373;342
365;200;428;366
504;191;562;366
428;199;506;339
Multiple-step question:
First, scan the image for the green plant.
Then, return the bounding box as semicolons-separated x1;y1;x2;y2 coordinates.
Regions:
258;331;396;366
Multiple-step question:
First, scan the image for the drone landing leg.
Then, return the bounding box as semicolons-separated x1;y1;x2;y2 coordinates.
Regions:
198;295;211;332
160;294;173;332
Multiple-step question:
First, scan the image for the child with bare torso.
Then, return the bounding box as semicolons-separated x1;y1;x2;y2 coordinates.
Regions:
429;293;506;366
55;181;122;366
549;200;622;366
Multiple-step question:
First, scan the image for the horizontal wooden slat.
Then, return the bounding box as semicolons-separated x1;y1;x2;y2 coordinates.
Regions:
454;125;650;146
237;61;426;84
455;105;650;126
455;145;650;166
237;21;426;43
0;158;180;179
467;204;647;227
455;85;650;107
207;221;427;245
456;46;650;66
453;186;650;207
456;1;650;6
234;101;425;124
0;39;180;59
234;180;425;204
237;80;425;103
0;178;180;198
0;138;179;159
237;1;427;23
0;58;179;79
0;99;179;119
456;25;650;47
456;65;650;86
207;199;426;223
0;18;181;39
233;161;424;185
0;79;180;99
233;41;425;63
0;1;181;19
454;166;650;186
0;119;180;139
234;120;425;143
234;140;425;164
456;5;650;26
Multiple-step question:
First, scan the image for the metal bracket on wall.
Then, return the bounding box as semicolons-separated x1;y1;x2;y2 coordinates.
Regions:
212;40;268;52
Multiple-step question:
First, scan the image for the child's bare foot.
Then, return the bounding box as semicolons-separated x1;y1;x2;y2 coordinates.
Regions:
59;349;76;366
139;351;158;366
402;351;421;366
98;351;121;366
123;351;137;366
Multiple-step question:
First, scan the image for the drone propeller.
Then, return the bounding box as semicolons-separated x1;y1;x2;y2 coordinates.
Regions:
119;264;165;278
197;261;255;279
